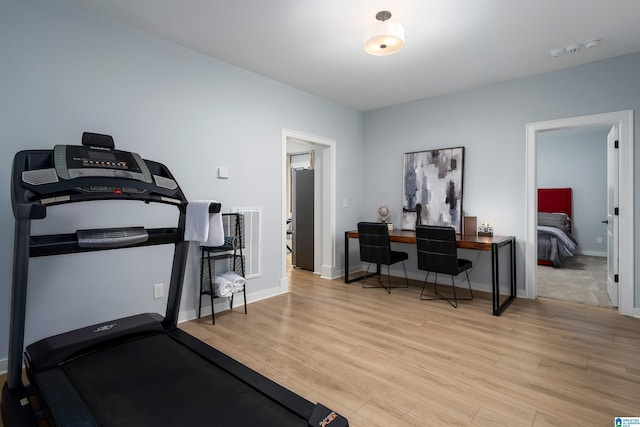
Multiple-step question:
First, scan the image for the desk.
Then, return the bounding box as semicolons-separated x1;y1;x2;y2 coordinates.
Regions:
344;229;516;316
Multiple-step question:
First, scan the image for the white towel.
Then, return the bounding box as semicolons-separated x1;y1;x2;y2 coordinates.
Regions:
214;275;234;297
220;271;245;292
185;200;224;246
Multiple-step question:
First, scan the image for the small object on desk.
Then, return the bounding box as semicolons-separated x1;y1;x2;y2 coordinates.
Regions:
478;222;494;237
463;216;477;236
378;205;394;230
378;205;391;222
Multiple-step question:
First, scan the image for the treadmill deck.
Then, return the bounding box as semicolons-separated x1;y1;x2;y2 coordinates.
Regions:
34;332;308;426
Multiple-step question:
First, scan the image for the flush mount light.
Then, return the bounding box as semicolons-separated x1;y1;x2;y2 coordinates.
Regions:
363;11;405;56
549;48;564;58
584;39;601;49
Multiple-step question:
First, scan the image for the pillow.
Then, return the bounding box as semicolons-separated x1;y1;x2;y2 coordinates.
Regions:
538;212;570;231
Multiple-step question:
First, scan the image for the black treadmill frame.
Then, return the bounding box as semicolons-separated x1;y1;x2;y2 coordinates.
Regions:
1;143;348;426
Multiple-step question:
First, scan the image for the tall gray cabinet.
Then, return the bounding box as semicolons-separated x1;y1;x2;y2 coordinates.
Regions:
291;169;314;271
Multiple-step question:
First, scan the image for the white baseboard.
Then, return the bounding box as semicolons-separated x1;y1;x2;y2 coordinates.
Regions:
0;358;7;376
178;286;290;324
320;264;340;280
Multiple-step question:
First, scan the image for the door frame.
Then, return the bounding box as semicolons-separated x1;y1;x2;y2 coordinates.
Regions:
524;110;634;316
281;129;336;290
606;125;620;306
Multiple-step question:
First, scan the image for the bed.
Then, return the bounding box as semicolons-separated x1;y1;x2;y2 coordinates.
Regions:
537;188;577;266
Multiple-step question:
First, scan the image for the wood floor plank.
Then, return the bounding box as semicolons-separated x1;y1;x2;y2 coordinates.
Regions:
180;264;640;427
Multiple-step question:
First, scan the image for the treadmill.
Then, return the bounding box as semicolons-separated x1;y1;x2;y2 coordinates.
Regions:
1;133;348;427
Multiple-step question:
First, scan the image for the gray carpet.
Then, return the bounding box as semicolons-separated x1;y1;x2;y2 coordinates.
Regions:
537;255;613;308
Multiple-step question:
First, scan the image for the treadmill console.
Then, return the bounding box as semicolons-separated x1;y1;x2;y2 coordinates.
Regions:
52;144;152;183
13;133;185;219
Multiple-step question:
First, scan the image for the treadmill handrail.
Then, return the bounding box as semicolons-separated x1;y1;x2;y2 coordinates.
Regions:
29;227;182;257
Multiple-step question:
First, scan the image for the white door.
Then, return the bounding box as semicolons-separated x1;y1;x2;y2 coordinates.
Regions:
606;125;619;307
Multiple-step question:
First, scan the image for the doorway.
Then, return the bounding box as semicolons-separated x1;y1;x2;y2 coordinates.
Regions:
525;110;634;316
536;126;612;307
280;129;336;291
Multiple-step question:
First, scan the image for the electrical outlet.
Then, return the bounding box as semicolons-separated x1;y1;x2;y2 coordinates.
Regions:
596;237;603;244
153;283;164;299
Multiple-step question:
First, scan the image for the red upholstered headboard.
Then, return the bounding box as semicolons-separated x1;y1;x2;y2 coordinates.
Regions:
538;187;572;235
538;188;572;219
537;188;572;266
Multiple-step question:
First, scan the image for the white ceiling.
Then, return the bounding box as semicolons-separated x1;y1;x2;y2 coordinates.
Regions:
65;0;640;112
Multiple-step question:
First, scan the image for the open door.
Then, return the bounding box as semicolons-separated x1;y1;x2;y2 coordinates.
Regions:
606;125;619;307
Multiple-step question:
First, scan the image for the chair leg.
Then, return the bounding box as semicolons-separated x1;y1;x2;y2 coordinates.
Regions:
420;272;432;299
445;275;459;309
465;271;474;300
420;272;452;306
361;263;391;293
362;262;409;294
383;265;392;294
401;262;409;288
451;271;474;303
424;272;457;308
420;271;473;308
361;262;373;288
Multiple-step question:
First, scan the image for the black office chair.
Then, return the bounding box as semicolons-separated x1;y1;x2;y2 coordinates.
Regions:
416;225;473;308
357;222;409;294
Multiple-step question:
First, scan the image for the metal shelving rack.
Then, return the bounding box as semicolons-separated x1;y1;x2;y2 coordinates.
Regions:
198;213;246;324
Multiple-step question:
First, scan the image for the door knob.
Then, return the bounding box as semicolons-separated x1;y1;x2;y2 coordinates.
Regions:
602;220;609;224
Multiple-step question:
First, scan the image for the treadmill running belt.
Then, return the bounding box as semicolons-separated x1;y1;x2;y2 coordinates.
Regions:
59;333;306;426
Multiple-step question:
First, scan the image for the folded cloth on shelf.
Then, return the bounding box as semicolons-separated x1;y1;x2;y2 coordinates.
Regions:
184;200;224;247
214;275;234;297
210;236;238;251
220;270;245;292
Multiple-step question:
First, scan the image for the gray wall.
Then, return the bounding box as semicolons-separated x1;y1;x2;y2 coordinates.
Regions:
362;52;640;304
538;127;609;255
0;0;364;364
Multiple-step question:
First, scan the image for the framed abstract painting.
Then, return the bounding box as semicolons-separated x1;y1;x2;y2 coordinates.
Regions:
401;147;464;232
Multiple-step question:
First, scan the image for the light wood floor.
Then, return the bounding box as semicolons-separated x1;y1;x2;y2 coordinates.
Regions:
2;267;639;427
182;264;640;427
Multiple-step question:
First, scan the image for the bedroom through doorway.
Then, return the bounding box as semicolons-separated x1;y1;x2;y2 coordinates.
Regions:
535;126;612;308
525;110;634;317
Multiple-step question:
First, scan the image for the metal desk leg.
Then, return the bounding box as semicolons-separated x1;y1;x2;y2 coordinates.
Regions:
344;232;350;283
491;243;499;315
492;237;517;316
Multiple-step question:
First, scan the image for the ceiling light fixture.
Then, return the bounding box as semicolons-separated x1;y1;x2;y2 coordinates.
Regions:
363;11;405;56
549;38;602;58
584;39;601;49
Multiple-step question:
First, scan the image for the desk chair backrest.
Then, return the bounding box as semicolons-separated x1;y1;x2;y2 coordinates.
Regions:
357;222;393;265
416;225;459;275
